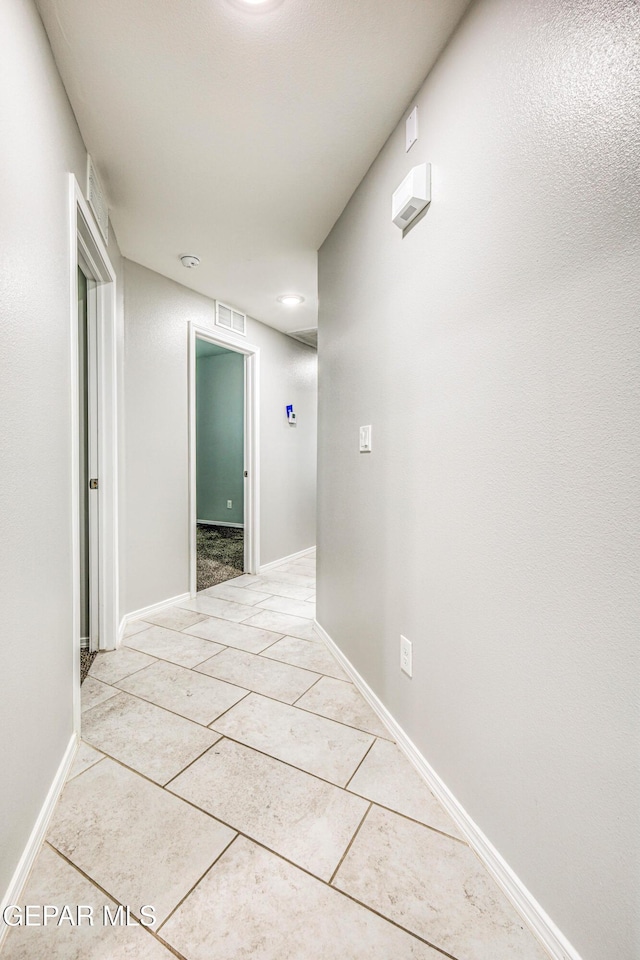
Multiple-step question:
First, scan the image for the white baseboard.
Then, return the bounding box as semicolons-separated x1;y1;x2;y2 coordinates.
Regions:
118;592;192;645
313;619;582;960
259;545;316;574
0;733;77;949
197;519;244;529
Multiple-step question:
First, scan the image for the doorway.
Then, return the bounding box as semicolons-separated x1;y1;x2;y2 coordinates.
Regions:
70;175;119;732
77;264;99;670
195;340;245;590
189;323;260;595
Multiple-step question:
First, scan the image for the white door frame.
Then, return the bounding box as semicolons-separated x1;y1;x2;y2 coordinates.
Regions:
76;260;100;651
69;175;119;733
188;322;260;595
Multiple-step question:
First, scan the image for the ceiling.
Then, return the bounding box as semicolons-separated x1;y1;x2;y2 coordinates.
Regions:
37;0;470;333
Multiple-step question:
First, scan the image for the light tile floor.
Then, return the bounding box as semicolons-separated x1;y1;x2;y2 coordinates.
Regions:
1;553;550;960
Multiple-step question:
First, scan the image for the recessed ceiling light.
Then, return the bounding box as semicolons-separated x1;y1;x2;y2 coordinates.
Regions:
278;294;304;307
227;0;283;10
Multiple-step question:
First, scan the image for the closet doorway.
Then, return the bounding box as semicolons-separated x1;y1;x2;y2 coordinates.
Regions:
189;323;260;595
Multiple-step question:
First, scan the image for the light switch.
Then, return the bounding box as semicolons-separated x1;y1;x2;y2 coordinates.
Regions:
359;425;372;453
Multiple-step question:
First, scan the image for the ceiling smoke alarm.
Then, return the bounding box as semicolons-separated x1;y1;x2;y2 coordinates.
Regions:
180;255;200;268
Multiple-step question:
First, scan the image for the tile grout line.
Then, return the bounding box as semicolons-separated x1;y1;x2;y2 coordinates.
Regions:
116;671;252;726
155;833;240;934
289;700;387;740
94;634;350;736
66;753;107;782
84;580;470;958
120;637;230;672
180;730;357;792
84;681;462;843
290;673;324;706
77;732;463;852
42;842;191;960
85;679;247;733
164;733;465;845
328;801;372;885
49;778;461;960
158;825;459;960
251;632;295;654
206;691;379;749
193;646;323;683
344;737;377;789
364;800;468;846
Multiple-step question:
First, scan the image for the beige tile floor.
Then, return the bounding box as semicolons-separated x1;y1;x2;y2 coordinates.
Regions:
1;553;550;960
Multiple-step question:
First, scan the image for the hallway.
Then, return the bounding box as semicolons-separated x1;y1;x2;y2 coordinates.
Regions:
2;554;546;960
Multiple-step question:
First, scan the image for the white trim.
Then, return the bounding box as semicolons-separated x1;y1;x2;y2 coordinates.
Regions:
259;545;316;574
197;519;245;529
189;323;260;594
313;619;584;960
70;176;120;735
118;592;192;643
0;733;77;950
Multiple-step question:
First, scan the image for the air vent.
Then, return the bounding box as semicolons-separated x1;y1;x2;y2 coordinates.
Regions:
288;328;317;349
216;301;246;336
86;155;109;243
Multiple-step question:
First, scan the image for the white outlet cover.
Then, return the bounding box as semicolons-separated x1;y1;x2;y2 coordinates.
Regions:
359;425;372;453
400;635;413;677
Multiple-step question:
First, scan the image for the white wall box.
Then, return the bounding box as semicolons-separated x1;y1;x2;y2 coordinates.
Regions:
392;163;431;229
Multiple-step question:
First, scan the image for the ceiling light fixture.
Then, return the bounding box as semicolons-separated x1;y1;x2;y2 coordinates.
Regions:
278;294;304;307
227;0;283;11
180;254;200;268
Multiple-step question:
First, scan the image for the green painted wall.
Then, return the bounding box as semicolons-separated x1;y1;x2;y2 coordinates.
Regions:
196;343;244;525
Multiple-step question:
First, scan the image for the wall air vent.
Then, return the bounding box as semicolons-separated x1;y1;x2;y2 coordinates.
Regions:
86;155;109;243
288;328;317;349
216;301;247;336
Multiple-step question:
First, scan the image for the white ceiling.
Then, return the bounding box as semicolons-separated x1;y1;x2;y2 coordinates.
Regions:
37;0;470;333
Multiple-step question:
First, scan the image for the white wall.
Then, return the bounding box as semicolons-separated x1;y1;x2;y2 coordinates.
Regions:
123;259;316;614
317;2;640;958
0;0;124;901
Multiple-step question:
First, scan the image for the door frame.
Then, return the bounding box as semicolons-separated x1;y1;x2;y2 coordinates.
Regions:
76;260;100;652
69;175;119;733
188;322;260;595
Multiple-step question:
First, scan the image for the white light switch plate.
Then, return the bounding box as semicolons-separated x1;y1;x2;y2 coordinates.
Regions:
359;425;372;453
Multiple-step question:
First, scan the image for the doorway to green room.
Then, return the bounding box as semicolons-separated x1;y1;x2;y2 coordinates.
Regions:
195;338;245;591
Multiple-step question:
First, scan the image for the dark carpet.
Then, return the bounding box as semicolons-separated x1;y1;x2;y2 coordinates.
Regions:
80;649;97;684
197;523;244;592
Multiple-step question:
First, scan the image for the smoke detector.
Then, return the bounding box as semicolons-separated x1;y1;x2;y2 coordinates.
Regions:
180;255;200;269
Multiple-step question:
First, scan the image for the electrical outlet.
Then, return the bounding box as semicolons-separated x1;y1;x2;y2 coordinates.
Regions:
227;500;233;509
400;635;412;677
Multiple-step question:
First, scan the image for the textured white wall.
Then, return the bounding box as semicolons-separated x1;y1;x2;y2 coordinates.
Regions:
0;0;124;900
317;1;640;958
123;259;317;614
